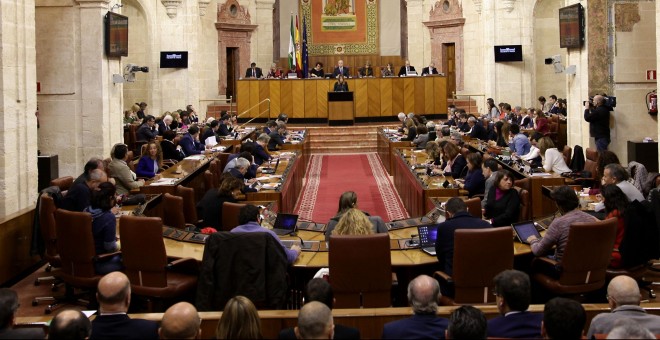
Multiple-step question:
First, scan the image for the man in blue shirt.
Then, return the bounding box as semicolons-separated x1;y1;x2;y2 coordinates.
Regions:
508;124;531;156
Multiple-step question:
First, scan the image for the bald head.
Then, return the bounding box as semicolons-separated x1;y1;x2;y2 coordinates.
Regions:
408;275;440;314
160;302;201;339
49;309;91;340
295;301;334;339
97;272;131;312
593;95;606;106
608;275;641;307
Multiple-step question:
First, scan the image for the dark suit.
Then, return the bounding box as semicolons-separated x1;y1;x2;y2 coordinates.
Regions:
252;143;271;165
179;133;204;156
358;67;374;77
333;66;350;78
268;131;286;151
60;181;92;212
484;186;520;227
161;139;183;161
157;120;171;135
333;82;349;92
382;314;449;339
201;128;217;145
398;65;416;76
136;124;158;141
488;312;544;338
245;67;263;78
228;168;257;193
90;314;158;340
435;211;492;277
278;324;360;339
421;66;439;75
0;327;45;339
469;121;489;140
218;123;232;136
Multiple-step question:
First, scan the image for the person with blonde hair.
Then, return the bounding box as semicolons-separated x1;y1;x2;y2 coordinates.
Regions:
537;137;571;173
324;191;388;241
332;208;375;237
216;296;262;339
135;141;163;178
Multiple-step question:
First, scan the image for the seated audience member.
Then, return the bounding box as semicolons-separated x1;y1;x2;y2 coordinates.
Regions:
456;112;470;132
412;125;429;149
49;309;92;340
263;120;278;135
279;278;360;339
201;120;219;145
382;275;449;339
597;150;621;180
333;74;349;92
587;275;660;338
0;288;46;339
136;115;158;142
186;104;198;123
158;114;173;135
309;62;324;78
594;163;645;212
224;151;257;179
252;133;272;166
325;191;388;241
73;157;105;186
446;306;487;339
600;184;628;268
91;272;158;340
159;302;201;340
179;125;206;156
457;153;485;197
433;142;467;178
500;103;513;122
295;301;334;339
606;319;655;339
268;122;288;151
427;121;437;141
542;297;585;340
135;141;162;179
330;208;380;238
161;130;184;161
231;205;301;264
533;110;549;138
397;112;407;132
358;60;374;77
483;170;520;227
398;60;416;76
480;159;499;209
508;124;531;156
216;296;262;339
400;118;417;141
276;113;289;124
527;186;597;262
196;177;242;230
425;141;442;165
60;168;107;211
227;158;257;193
494;121;509;148
435;198;491;279
381;62;395;77
537;137;571;174
468;117;488;140
217;114;232;137
521;134;542;167
108;144;144;195
488;270;543;338
85;182;122;274
136;102;148;120
123;109;138;125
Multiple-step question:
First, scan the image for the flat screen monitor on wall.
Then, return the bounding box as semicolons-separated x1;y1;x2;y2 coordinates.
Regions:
105;12;128;58
494;45;523;62
160;51;189;68
559;3;584;48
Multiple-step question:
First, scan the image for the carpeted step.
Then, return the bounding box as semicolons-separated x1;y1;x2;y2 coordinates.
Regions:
313;146;377;154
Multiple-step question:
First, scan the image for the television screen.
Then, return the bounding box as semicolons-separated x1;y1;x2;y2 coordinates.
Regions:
105;12;128;57
160;51;188;68
559;4;584;48
494;45;523;62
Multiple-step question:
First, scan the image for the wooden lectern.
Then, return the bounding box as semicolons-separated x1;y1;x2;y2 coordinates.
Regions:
328;91;354;126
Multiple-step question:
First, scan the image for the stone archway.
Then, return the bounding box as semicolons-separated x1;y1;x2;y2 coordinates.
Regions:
424;0;465;93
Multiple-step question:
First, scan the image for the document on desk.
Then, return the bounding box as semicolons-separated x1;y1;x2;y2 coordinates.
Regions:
210;145;226;152
184;155;206;161
149;178;178;186
262;183;281;190
530;173;552;177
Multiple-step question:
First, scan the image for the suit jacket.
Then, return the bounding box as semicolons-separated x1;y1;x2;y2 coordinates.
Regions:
278;324;360;339
59;181;92;211
196;189;236;229
135;156;158;178
253;143;271;165
0;326;45;339
157;120;171;135
434;211;492;276
90;314;158;340
161;139;183;161
382;314;449;339
358;66;374;77
200;128;217;145
587;305;660;338
333;66;350;78
268;131;286;151
421;66;439;75
484;186;520;227
136;124;158;142
487;311;544;338
179;133;204;156
218;123;232;136
469;121;489;140
245;67;263;78
108;158;143;195
333;82;349;92
398;65;417;76
584;105;611;139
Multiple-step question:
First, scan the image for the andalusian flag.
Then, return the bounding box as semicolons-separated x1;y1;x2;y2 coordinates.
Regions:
295;15;302;73
288;15;296;70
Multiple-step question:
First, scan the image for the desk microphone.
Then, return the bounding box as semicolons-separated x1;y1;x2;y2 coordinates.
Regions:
291;234;305;248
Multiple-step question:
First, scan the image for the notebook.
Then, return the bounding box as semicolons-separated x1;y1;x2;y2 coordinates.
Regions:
261;158;280;174
272;213;299;235
417;224;439;256
512;220;542;244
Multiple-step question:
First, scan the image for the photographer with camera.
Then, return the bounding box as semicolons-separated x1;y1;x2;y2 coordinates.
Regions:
583;95;611;151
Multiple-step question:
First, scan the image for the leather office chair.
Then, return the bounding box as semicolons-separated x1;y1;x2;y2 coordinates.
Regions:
513;178;531;221
175;186;202;226
33;195;61;288
585;147;598;162
217;153;231;176
162;193;187;229
196;232;288;311
464;197;482;219
49;176;73;192
119;215;198;311
221;201;245;231
209;159;221;186
434;227;513;305
562;145;572;168
532;218;617;296
329;234;392;308
204;170;216;190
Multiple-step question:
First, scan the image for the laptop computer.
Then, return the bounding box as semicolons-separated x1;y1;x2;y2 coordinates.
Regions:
272;213;299;235
261;158;280;175
512;220;543;244
417;224;439;256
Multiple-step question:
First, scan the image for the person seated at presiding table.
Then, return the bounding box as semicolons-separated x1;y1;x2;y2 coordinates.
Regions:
332;59;350;78
381;62;395;77
244;62;263;79
537;137;571;174
526;186;598;263
412;124;429;149
432;142;467;178
215;296;263;339
309;62;324;78
268;122;289;151
160;130;184;162
266;63;283;79
325;191;388;241
456;152;485;197
488;270;544;338
358;60;374;77
0;288;47;339
333;74;349;92
60;168;108;212
421;62;439;76
108;144;144;195
135;141;162;179
85;182;123;275
231;205;301;264
252;133;272;166
197;177;242;231
398;60;417;76
600;184;629;268
123;109;138;125
382;275;449;339
483;170;520;227
136;115;158;142
179;125;206;156
508;124;531;157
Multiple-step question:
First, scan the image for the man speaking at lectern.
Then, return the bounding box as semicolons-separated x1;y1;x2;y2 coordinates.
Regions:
333;74;349;92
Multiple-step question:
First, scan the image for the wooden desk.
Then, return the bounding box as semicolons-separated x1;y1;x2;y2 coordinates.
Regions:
245;151;304;213
377;128;413;175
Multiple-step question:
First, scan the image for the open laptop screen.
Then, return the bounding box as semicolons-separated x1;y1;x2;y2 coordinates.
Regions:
273;213;298;232
417;224;439;247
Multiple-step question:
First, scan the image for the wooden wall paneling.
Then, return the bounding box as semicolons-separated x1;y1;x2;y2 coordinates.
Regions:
391;78;404;115
280;81;293;117
380;78;393;116
354;79;368;117
259;81;270;118
291;80;305;118
236;81;250;116
248;81;260;118
403;78;415;114
433;77;448;113
269;81;281;119
424;77;435;114
316;80;329;118
304;80;318;118
0;208;39;285
367;78;381;117
414;78;426;114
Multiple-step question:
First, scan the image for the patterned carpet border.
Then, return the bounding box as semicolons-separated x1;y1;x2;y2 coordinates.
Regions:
296;154;323;221
366;153;409;220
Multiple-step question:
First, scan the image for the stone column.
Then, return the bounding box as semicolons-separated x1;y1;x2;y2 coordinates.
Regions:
0;0;39;214
406;0;425;68
255;0;276;67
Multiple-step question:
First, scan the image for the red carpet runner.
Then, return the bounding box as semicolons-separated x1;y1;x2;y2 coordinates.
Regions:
295;153;409;223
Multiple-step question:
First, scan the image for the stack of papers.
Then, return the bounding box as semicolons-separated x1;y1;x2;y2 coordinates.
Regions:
262;183;281;190
210;145;226;152
150;178;178;186
184;155;206;161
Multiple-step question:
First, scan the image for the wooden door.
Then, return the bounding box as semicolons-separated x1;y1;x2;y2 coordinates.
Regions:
226;47;238;100
443;43;456;98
